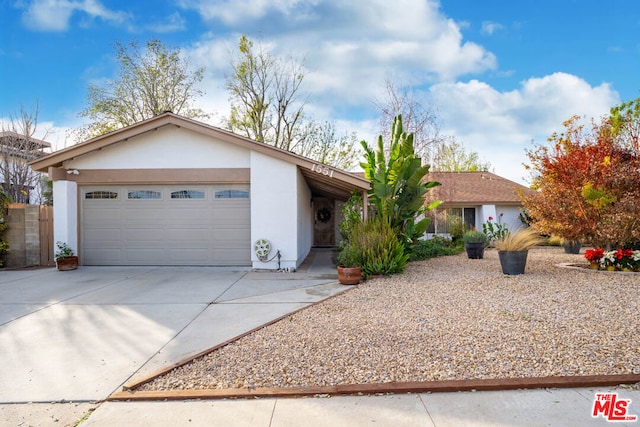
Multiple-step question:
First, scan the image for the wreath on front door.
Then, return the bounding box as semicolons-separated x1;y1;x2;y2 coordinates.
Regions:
316;207;332;223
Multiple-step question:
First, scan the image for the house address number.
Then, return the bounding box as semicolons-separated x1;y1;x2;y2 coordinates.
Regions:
310;163;334;178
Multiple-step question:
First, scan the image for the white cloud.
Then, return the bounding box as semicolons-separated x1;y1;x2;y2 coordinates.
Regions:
185;0;496;121
176;0;314;25
429;73;620;184
481;21;505;36
145;12;186;33
20;0;129;32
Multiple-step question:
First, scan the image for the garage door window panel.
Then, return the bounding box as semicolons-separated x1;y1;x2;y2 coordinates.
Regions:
128;190;161;199
215;189;249;199
85;191;118;199
171;190;205;199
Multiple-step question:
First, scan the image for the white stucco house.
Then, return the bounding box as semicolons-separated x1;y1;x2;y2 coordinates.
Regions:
30;113;370;270
424;171;535;235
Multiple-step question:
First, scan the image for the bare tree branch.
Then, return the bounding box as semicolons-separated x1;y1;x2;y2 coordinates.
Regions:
0;102;51;204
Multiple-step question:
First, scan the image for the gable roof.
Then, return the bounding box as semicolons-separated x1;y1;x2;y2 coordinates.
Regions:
425;171;534;206
29;112;370;200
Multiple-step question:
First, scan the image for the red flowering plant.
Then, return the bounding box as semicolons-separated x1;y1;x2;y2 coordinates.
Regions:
584;248;604;265
586;247;640;271
615;249;635;270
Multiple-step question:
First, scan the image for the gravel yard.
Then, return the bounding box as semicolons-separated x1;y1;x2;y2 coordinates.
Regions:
139;247;640;391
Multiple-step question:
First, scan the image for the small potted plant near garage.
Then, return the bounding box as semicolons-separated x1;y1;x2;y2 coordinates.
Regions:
336;243;362;285
462;230;488;259
55;241;78;271
494;228;543;275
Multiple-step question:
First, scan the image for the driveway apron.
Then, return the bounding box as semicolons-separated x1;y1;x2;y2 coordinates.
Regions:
0;265;343;403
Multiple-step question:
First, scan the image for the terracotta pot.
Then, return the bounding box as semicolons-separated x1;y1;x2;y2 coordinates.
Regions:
56;256;78;271
337;266;361;285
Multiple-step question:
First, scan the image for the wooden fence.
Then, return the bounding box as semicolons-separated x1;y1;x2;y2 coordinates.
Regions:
5;204;54;268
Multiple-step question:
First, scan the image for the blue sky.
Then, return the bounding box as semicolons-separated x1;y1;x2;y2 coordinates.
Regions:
1;0;639;184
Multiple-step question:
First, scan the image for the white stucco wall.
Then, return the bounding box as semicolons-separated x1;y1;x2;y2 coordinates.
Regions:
478;205;525;232
53;180;78;254
65;126;250;169
250;151;302;270
296;169;313;266
495;205;526;232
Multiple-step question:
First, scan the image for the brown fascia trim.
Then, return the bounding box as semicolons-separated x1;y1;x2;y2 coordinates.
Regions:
30;120;170;172
32;113;370;191
49;168;250;184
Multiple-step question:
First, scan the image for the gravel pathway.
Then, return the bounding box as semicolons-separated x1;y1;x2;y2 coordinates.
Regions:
140;247;640;391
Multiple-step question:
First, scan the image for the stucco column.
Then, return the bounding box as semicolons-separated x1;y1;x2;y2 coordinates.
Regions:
53;180;78;254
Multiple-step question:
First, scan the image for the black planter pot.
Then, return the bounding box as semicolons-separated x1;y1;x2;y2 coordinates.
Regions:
498;250;528;275
465;242;485;259
563;240;581;254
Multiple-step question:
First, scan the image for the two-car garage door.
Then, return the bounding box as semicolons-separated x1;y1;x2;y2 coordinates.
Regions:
81;185;251;266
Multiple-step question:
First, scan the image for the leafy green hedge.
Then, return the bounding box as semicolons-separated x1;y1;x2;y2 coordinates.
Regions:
408;237;464;261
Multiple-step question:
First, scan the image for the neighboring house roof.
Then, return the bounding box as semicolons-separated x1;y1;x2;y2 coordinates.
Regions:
0;131;51;160
425;171;534;206
29;112;370;200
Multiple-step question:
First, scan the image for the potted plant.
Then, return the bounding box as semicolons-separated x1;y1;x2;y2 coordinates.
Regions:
562;239;581;254
494;228;543;275
55;241;78;271
462;230;488;259
336;243;361;285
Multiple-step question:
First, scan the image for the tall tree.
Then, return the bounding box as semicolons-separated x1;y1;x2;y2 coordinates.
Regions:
227;35;307;151
431;138;492;172
523;113;640;248
609;97;640;155
301;121;361;170
226;35;360;169
374;79;444;162
0;103;50;204
79;38;207;138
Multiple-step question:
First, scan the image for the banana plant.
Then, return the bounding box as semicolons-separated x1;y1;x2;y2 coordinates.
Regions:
360;115;441;249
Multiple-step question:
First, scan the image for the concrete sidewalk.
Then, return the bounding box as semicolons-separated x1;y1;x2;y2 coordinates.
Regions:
80;386;640;426
2;251;639;426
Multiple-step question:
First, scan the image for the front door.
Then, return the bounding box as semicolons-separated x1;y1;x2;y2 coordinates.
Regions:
313;198;335;247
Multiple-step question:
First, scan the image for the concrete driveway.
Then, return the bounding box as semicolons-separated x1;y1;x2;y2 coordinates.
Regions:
0;261;344;404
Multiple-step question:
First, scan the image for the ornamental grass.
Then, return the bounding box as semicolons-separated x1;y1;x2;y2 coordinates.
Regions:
494;227;545;252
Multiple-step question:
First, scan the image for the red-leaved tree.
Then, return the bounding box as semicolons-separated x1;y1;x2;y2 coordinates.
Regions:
523;112;640;249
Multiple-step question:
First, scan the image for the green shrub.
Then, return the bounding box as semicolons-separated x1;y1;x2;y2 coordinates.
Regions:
447;216;468;242
338;192;363;241
462;230;488;244
336;243;360;268
350;218;409;278
409;237;464;261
